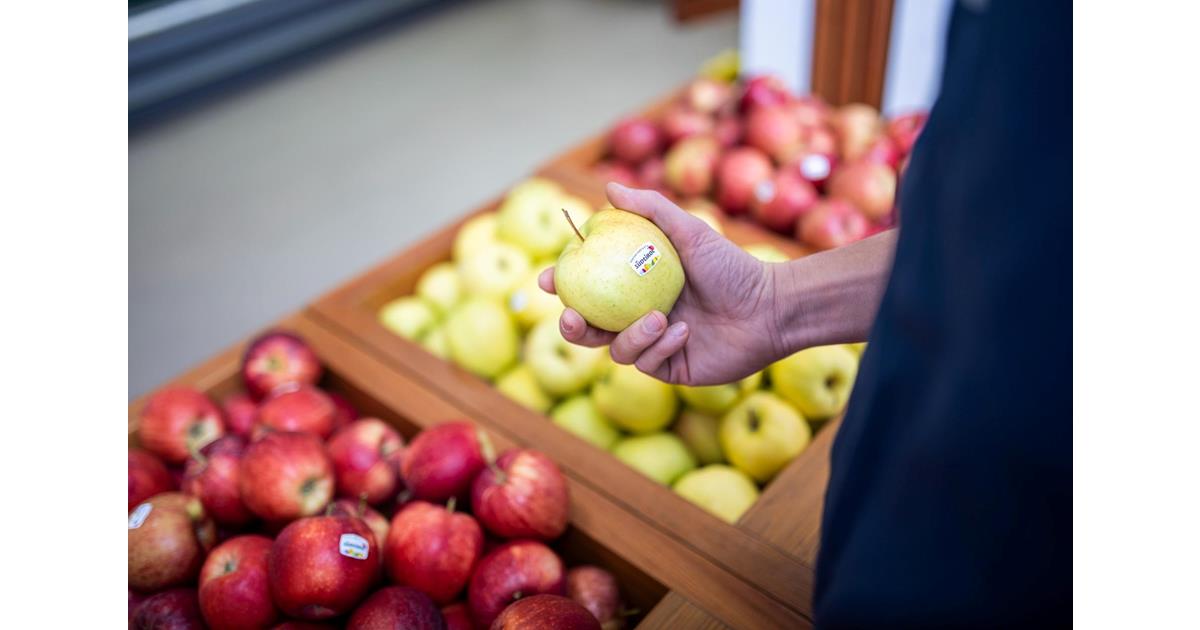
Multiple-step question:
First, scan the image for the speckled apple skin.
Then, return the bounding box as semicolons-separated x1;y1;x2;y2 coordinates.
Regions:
468;541;565;628
347;586;445;630
385;501;483;605
471;449;569;540
199;535;278;629
489;594;600;630
269;515;380;620
239;432;334;522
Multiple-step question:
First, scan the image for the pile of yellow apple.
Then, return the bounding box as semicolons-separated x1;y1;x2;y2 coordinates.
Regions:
379;177;863;525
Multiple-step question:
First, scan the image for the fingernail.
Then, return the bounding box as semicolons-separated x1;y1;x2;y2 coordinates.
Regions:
667;322;688;339
643;314;665;334
561;318;575;334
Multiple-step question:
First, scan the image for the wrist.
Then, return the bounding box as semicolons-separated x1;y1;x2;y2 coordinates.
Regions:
765;260;810;361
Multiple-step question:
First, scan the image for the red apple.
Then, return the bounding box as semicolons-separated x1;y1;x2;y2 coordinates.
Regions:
184;435;254;527
329;498;391;561
860;134;902;170
129;492;216;592
660;106;714;144
348;586;444;630
471;449;568;541
592;161;639;187
271;623;336;629
800;124;838;156
490;594;600;630
887;111;928;156
739;75;791;112
199;535;279;630
242;331;323;401
566;566;622;629
787;97;831;129
832;103;883;161
221;393;259;439
385;499;483;605
608;117;663;164
787;150;838;190
255;385;337;440
663;135;720;197
130;589;148;623
712;114;742;148
328;392;359;431
443;603;474;630
328;418;405;505
750;169;819;233
714;147;773;215
130;448;174;510
130;588;205;630
269;515;380;620
636;157;667;193
138;386;225;464
240;432;334;522
468;541;565;628
798;199;870;250
681;77;733;115
401;422;489;502
746;105;804;162
827;161;897;221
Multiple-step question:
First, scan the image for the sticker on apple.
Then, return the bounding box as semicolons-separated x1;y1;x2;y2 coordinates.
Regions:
629;242;662;277
128;503;152;529
338;533;369;560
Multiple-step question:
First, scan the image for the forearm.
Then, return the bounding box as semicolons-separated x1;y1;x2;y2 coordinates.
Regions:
768;229;897;356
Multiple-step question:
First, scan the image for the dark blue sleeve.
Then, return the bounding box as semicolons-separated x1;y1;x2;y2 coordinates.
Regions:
814;1;1072;627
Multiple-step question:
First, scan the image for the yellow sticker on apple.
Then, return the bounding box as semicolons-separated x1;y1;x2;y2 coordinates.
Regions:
339;533;369;560
629;242;662;277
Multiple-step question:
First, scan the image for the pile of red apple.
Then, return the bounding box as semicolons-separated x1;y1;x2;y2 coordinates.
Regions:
594;75;927;250
130;330;628;629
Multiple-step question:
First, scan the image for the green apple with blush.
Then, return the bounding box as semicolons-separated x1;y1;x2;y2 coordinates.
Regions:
612;433;696;485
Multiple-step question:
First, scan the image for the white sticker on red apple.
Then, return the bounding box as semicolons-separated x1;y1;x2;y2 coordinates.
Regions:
339;533;369;560
629;242;662;277
128;503;152;529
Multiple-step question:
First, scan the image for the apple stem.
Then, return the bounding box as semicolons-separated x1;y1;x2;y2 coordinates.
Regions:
489;462;507;486
618;606;641;618
747;409;760;432
562;208;585;243
397;489;413;506
356;493;368;518
324;503;336;517
512;591;523;601
446;497;457;514
188;443;208;467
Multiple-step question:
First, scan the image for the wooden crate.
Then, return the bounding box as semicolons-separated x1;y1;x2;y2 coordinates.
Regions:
129;312;813;629
308;173;841;624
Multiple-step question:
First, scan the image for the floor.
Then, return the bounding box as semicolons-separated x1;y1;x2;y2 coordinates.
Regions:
129;0;737;399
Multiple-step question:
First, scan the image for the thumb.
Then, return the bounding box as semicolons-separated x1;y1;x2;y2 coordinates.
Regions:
605;183;705;242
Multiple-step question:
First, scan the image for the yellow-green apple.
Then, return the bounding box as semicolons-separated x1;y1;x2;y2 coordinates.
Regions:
378;296;438;341
328;498;390;556
719;392;810;482
611;433;696;485
676;370;762;415
454;212;499;262
798;199;869;250
495;364;555;413
459;242;531;300
415;262;463;315
554;209;685;333
347;586;444;630
715;146;773;215
268;515;380;620
751;168;819;233
525;315;605;397
664;135;720;196
241;331;324;401
443;298;519;379
672;464;760;524
220;392;258;439
491;595;601;630
672;408;725;465
327;418;405;505
468;541;566;628
742;243;790;263
769;344;859;420
832;103;883;161
255;385;337;439
591;362;678;433
129;448;173;511
471;449;569;540
828;161;897;221
495;177;573;258
401;422;490;502
129;492;216;592
550;395;620;450
199;535;279;629
608;117;663;164
565;566;622;629
138;386;226;464
660;105;714;144
509;267;563;330
238;432;333;522
419;325;450;359
183;435;253;527
385;500;483;605
131;588;205;630
745;105;803;161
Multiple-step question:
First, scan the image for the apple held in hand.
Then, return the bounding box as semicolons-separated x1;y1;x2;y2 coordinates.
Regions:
525;315;605;397
798;199;870;250
129;448;174;511
612;433;696;485
672;408;725;465
443;298;520;380
256;385;337;440
827;161;897;221
199;535;279;630
183;435;254;527
468;541;566;628
401;421;490;502
715;147;773;215
565;566;623;629
472;449;569;540
769;344;860;421
591;362;678;433
270;514;380;620
608;117;663;164
129;492;217;592
239;432;334;522
328;418;405;505
673;464;760;524
348;586;444;630
663;135;720;197
719;392;810;482
130;588;205;630
138;386;225;464
551;395;621;450
241;331;323;401
491;594;601;630
385;500;483;605
379;296;438;341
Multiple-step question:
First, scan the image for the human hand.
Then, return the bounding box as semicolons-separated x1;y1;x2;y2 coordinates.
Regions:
538;183;786;385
